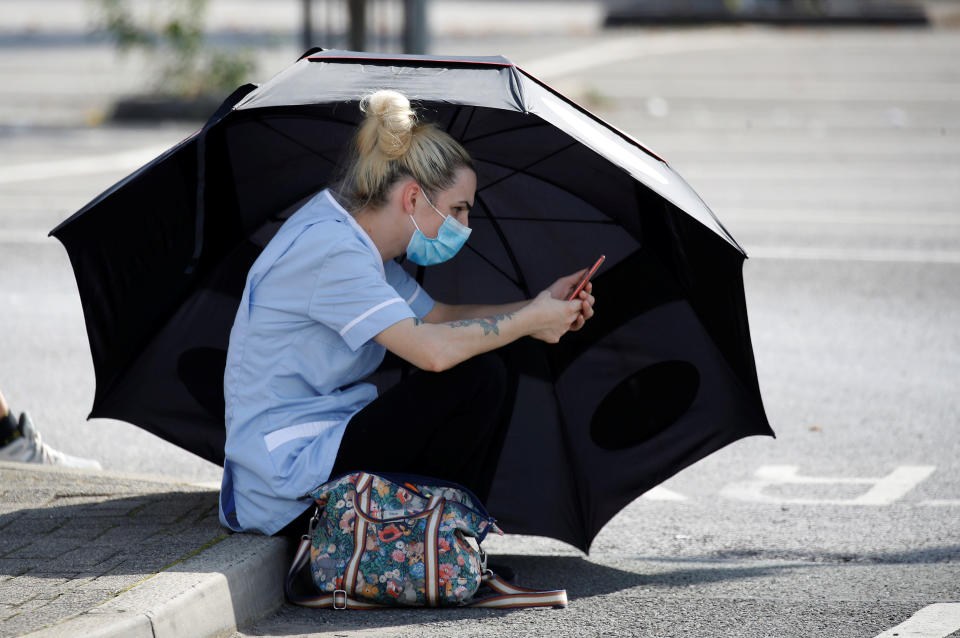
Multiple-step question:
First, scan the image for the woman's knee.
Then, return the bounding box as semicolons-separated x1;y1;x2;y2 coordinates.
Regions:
455;352;508;400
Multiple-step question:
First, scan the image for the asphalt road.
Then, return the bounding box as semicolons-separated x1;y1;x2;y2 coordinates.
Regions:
0;14;958;638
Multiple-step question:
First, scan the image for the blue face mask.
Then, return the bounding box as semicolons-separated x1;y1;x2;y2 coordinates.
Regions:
405;189;472;266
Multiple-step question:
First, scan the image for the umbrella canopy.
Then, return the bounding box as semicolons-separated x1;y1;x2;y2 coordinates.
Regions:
51;49;772;552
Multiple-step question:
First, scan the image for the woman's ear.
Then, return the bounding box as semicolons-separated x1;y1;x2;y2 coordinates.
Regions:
399;179;420;216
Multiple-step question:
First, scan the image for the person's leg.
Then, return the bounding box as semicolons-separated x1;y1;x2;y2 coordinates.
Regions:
277;352;515;539
0;388;102;469
0;389;20;444
331;351;513;502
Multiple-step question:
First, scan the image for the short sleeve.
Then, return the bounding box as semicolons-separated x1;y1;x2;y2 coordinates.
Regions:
384;259;435;319
308;241;415;351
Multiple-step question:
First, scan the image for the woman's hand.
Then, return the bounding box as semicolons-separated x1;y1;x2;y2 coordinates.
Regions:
527;290;585;344
546;270;596;332
546;270;586;300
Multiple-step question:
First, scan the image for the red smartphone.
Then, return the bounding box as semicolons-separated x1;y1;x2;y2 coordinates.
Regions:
567;255;605;301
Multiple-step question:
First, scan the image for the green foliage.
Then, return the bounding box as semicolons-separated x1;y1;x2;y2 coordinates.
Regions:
92;0;256;98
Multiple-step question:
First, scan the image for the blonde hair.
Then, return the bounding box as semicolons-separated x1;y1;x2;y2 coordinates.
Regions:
333;90;474;212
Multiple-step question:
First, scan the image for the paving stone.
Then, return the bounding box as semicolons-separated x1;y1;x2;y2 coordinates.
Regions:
78;550;131;575
9;592;55;618
0;514;66;538
78;572;144;593
3;586;115;635
16;509;71;521
82;522;153;545
43;520;120;543
0;610;43;638
45;494;124;508
44;572;133;599
74;497;158;518
0;512;26;532
2;492;59;509
194;505;221;525
133;494;218;525
0;557;42;576
0;577;69;605
6;538;84;560
26;546;121;573
0;465;266;637
0;540;33;560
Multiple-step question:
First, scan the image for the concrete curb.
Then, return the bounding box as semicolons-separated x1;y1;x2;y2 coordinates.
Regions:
24;532;291;638
2;462;293;638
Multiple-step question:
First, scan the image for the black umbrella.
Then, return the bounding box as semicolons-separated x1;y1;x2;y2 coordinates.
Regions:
51;49;772;552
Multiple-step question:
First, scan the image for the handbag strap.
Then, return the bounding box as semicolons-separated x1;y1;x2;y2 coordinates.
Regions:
343;473;374;596
286;536;385;609
467;572;568;609
286;537;568;610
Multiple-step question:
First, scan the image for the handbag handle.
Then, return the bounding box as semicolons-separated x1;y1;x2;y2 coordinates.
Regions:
351;476;442;525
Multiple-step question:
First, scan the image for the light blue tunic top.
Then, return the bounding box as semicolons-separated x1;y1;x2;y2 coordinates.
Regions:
219;189;435;534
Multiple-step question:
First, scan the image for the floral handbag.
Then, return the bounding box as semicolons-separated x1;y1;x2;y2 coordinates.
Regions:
285;471;567;610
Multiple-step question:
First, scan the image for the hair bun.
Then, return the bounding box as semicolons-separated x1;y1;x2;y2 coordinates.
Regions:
360;90;416;160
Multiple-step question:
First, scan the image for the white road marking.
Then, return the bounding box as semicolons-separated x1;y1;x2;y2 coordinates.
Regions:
720;465;936;506
3;148;958;269
6;224;958;269
746;246;960;264
521;27;845;82
0;230;56;244
522;32;753;82
921;500;960;506
641;486;688;501
874;603;960;638
718;210;960;227
0;144;173;185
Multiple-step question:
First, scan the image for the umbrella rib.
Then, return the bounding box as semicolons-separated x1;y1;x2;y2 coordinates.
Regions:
475;141;579;194
475;193;531;298
461;120;551;145
444;105;464;134
458;106;478;141
475;154;623;226
462;243;524;290
252;118;341;167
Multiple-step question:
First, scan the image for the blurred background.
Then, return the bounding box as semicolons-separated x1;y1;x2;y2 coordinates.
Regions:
0;0;957;482
2;0;956;126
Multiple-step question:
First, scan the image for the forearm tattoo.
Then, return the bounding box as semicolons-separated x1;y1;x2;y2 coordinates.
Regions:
411;311;516;335
447;312;516;336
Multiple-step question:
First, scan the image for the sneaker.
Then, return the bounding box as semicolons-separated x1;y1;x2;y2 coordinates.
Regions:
0;412;102;470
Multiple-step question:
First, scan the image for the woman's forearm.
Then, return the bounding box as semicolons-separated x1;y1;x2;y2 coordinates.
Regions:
428;299;531;323
376;303;542;372
418;305;534;371
376;292;581;372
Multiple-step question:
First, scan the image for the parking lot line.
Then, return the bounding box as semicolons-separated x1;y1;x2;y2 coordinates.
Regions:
746;246;960;264
0;144;172;185
874;603;960;638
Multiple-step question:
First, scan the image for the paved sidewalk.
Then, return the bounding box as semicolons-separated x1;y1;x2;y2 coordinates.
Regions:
0;462;289;638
